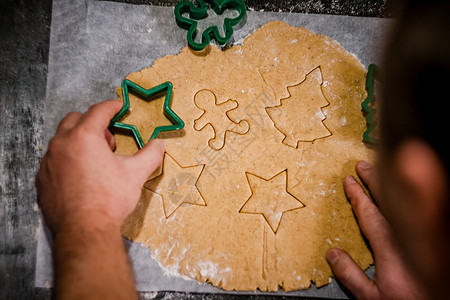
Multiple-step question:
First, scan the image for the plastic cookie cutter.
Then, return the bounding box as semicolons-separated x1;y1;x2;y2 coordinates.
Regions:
109;79;185;149
174;0;246;51
362;64;381;145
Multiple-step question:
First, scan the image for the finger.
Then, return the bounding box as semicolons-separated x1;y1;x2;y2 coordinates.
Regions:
344;175;396;257
124;139;165;182
78;100;123;133
355;161;380;201
35;156;45;197
35;154;50;204
327;248;379;299
104;129;116;151
56;112;82;134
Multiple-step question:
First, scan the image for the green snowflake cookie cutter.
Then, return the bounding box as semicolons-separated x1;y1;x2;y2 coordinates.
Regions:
362;64;380;145
110;79;185;149
174;0;246;51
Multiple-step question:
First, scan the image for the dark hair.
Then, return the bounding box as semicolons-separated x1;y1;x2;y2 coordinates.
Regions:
381;0;450;171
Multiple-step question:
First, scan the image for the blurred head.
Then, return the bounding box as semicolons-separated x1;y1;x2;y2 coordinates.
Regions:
380;0;450;297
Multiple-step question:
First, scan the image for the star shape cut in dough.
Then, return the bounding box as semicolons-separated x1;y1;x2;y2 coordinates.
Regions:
145;153;206;218
239;170;304;233
110;79;184;149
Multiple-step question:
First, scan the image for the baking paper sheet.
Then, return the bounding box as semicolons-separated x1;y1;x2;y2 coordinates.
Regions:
36;0;391;297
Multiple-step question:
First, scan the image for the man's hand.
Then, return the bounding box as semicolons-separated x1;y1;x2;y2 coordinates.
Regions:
35;100;165;299
36;100;164;235
326;161;427;300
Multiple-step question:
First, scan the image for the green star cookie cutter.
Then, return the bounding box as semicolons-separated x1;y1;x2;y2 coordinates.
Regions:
110;79;185;149
362;64;380;145
174;0;246;51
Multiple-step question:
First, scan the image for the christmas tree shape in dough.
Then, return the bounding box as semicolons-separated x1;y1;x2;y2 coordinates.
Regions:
239;170;304;233
145;153;206;218
194;89;250;150
265;66;332;148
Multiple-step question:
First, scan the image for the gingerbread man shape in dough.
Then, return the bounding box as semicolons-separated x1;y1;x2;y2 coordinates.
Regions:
194;89;250;150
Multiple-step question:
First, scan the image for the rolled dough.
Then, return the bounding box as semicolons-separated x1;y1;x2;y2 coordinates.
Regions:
118;21;374;292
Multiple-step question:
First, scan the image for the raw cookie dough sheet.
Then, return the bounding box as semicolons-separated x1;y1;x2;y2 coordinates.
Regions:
36;0;391;298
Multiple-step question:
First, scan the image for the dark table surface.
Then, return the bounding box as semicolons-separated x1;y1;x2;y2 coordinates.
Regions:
0;0;393;299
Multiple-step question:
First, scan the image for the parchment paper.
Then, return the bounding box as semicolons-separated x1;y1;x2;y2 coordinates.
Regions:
36;0;391;297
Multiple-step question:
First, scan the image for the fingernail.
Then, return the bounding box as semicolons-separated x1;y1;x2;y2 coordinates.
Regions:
345;175;356;183
327;249;339;264
358;160;371;170
155;139;165;153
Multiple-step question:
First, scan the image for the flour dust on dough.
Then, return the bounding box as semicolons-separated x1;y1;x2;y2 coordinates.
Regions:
118;21;374;292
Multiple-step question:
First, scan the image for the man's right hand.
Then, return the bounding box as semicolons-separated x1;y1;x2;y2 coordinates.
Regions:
326;161;427;300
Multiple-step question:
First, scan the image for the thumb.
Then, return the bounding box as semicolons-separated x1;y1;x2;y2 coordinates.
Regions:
327;248;379;299
125;139;165;181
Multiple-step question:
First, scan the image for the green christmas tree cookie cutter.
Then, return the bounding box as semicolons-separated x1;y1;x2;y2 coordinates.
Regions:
174;0;246;51
362;64;380;145
110;79;185;149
